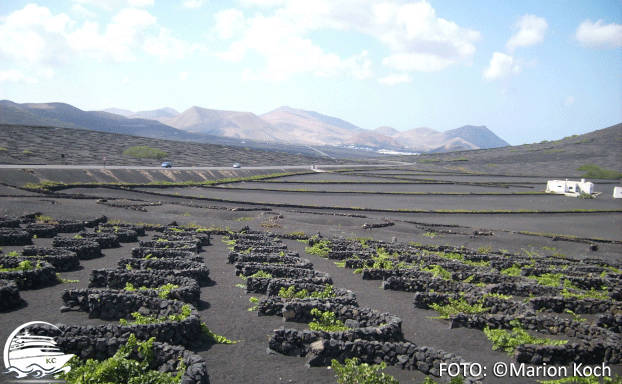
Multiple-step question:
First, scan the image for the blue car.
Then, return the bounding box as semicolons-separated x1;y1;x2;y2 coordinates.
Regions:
161;162;172;168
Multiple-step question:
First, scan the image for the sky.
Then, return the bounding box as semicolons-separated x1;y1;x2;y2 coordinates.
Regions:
0;1;620;145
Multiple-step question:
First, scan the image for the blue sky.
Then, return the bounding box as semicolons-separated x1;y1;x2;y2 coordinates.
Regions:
0;0;620;145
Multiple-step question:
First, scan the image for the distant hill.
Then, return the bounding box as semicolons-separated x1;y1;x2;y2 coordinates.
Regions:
160;106;282;142
347;125;508;152
3;100;510;154
259;106;365;145
0;100;207;142
103;107;180;120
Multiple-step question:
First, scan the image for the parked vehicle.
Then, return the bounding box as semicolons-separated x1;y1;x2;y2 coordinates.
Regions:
161;162;172;168
233;163;241;168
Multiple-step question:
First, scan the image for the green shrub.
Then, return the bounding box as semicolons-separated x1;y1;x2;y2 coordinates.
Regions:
0;147;7;151
201;322;237;344
0;260;38;272
528;273;562;287
56;334;185;384
577;164;622;179
537;374;622;384
57;273;79;283
305;240;332;257
22;150;33;156
429;296;487;319
578;192;594;199
484;320;567;355
331;358;399;384
501;264;522;276
421;265;452;280
309;308;350;332
418;158;440;163
278;285;336;299
120;304;191;325
477;245;493;253
123;146;169;160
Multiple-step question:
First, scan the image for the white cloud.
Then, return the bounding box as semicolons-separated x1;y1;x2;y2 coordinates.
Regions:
378;73;412;85
368;1;480;71
72;4;97;19
0;4;200;65
565;96;575;107
179;71;188;80
71;0;152;10
213;1;478;81
0;69;37;83
215;8;372;81
575;19;622;48
213;9;245;39
506;14;548;52
484;52;521;81
382;53;453;72
182;0;204;9
128;0;154;6
122;76;130;83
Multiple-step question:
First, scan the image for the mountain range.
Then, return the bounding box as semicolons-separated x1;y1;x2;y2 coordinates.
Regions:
0;100;509;153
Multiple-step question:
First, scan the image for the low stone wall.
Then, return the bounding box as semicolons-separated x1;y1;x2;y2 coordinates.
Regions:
154;233;210;247
528;296;622;315
140;240;201;253
268;302;403;354
21;246;80;272
53;335;210;384
0;258;57;289
236;263;329;281
257;289;358;317
77;231;121;249
97;227;139;242
83;215;108;228
382;276;481;295
56;220;86;233
263;279;341;297
131;247;203;262
89;269;201;305
53;237;102;260
233;244;287;253
61;289;205;348
413;292;525;316
25;223;58;238
118;258;211;287
0;279;23;311
448;313;622;365
0;217;21;228
0;228;32;246
98;223;146;236
227;252;301;264
596;313;622;333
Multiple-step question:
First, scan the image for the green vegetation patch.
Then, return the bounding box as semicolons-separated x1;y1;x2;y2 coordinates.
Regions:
429;296;488;319
124;282;180;299
0;260;40;272
447;158;469;162
120;304;192;325
57;334;185;384
543;149;564;154
305;239;332;257
278;285;337;299
331;358;399;384
484;321;568;355
309;308;350;332
577;164;622;179
123;146;169;160
417;158;441;163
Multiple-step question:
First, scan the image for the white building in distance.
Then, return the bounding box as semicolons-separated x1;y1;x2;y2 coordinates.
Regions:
546;179;594;196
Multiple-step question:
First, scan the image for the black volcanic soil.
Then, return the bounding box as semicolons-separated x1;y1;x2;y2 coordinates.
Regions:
1;125;621;384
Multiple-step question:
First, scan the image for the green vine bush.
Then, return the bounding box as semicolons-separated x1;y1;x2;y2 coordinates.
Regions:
484;320;568;355
56;334;185;384
308;308;350;332
305;240;332;257
331;358;399;384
